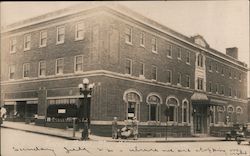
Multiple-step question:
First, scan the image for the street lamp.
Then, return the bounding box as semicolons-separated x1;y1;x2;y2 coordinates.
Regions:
78;78;94;139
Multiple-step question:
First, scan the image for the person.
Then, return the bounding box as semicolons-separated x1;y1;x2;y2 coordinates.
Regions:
82;118;89;141
132;117;138;140
112;117;118;139
0;106;7;119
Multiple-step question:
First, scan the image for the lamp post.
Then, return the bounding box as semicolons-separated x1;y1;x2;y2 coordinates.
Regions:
78;78;94;139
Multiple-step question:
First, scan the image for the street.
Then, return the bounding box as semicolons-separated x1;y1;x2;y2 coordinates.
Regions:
1;128;249;156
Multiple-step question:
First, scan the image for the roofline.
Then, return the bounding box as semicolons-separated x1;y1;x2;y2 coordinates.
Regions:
1;3;248;70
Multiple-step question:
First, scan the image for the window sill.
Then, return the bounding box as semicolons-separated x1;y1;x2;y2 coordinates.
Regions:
23;48;31;52
38;75;46;78
152;50;158;54
55;73;64;76
177;83;182;87
140;44;145;48
167;56;172;59
56;41;64;45
75;37;84;41
10;51;16;54
186;62;191;65
39;45;47;48
177;58;182;61
208;70;212;72
125;41;133;46
139;75;145;79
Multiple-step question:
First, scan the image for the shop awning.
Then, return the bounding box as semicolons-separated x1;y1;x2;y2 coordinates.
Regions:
191;92;209;105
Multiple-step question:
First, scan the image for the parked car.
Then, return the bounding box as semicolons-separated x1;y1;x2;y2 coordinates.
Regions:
236;123;250;145
225;124;244;141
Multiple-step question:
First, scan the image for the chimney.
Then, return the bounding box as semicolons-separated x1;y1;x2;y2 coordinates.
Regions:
226;47;238;59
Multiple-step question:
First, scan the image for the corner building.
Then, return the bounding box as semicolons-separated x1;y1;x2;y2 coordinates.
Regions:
1;4;248;137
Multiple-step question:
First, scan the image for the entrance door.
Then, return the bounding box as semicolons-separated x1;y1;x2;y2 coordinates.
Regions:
195;113;202;133
193;105;208;134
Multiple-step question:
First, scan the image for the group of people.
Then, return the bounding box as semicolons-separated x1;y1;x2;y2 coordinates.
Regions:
112;116;139;140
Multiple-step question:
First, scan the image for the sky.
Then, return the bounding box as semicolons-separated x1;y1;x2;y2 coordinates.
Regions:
1;1;249;95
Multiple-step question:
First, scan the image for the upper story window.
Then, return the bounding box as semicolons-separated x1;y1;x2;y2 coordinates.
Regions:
24;34;31;51
23;63;30;78
186;75;190;88
228;87;232;97
75;55;83;72
56;26;65;44
151;65;157;80
10;38;17;53
197;78;203;90
140;32;145;47
221;66;224;75
139;62;144;77
56;58;64;75
228;69;232;78
9;65;15;80
38;61;46;77
177;47;181;60
239;73;242;81
215;83;219;94
125;27;132;44
75;22;85;40
208;81;212;92
177;72;181;85
125;59;132;75
215;63;218;72
220;85;224;95
197;54;203;67
208;61;212;71
39;30;47;47
166;44;172;57
186;50;190;64
166;70;172;83
151;37;157;53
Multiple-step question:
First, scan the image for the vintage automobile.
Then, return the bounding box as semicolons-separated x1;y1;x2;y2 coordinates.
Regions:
236;123;250;145
225;124;244;141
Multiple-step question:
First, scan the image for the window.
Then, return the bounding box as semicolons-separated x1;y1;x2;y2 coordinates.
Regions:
208;61;212;71
228;69;232;78
9;65;15;80
177;72;181;85
147;95;161;121
125;27;132;44
239;73;242;81
166;44;172;57
238;91;241;98
126;92;140;120
139;32;145;47
186;50;190;64
139;62;144;77
228;87;232;97
166;70;172;83
151;37;157;53
40;30;47;47
234;89;237;98
221;67;225;75
210;106;215;124
57;26;65;44
220;85;224;95
236;107;242;114
75;22;85;40
182;100;189;123
215;63;218;72
227;106;234;113
125;59;132;75
38;61;46;77
23;63;30;78
197;78;203;90
217;106;225;124
151;65;157;80
56;58;64;75
24;34;31;51
208;81;212;92
10;38;17;53
75;55;83;72
166;97;178;122
197;54;203;67
177;47;181;60
215;83;219;94
186;75;190;88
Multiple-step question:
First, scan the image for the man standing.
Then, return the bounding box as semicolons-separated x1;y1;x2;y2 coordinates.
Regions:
112;117;118;139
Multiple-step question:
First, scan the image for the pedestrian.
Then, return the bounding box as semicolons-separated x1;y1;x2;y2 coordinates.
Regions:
132;117;138;140
112;117;118;139
0;106;7;119
82;118;89;141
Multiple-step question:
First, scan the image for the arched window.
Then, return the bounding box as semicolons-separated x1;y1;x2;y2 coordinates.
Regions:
227;105;234;124
166;97;179;122
123;89;142;120
236;106;243;123
217;106;225;123
147;94;162;121
182;100;189;123
197;54;203;67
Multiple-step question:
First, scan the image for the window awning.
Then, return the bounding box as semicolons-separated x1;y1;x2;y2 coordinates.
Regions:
191;92;208;101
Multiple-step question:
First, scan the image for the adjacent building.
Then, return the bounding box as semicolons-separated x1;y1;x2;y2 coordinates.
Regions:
1;4;248;137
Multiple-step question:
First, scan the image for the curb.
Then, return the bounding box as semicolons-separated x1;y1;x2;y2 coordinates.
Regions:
2;126;227;143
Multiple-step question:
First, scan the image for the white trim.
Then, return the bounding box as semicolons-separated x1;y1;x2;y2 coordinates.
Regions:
123;88;143;102
56;26;65;45
146;92;163;104
166;95;180;106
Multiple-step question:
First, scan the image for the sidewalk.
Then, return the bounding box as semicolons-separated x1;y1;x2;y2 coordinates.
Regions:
1;121;225;142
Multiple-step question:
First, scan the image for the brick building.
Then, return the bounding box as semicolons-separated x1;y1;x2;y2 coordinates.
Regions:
1;4;248;137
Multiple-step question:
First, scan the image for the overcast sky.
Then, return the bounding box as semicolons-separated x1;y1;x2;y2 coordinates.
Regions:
1;1;249;95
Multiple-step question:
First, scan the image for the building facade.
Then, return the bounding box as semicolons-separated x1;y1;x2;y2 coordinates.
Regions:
1;4;248;137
